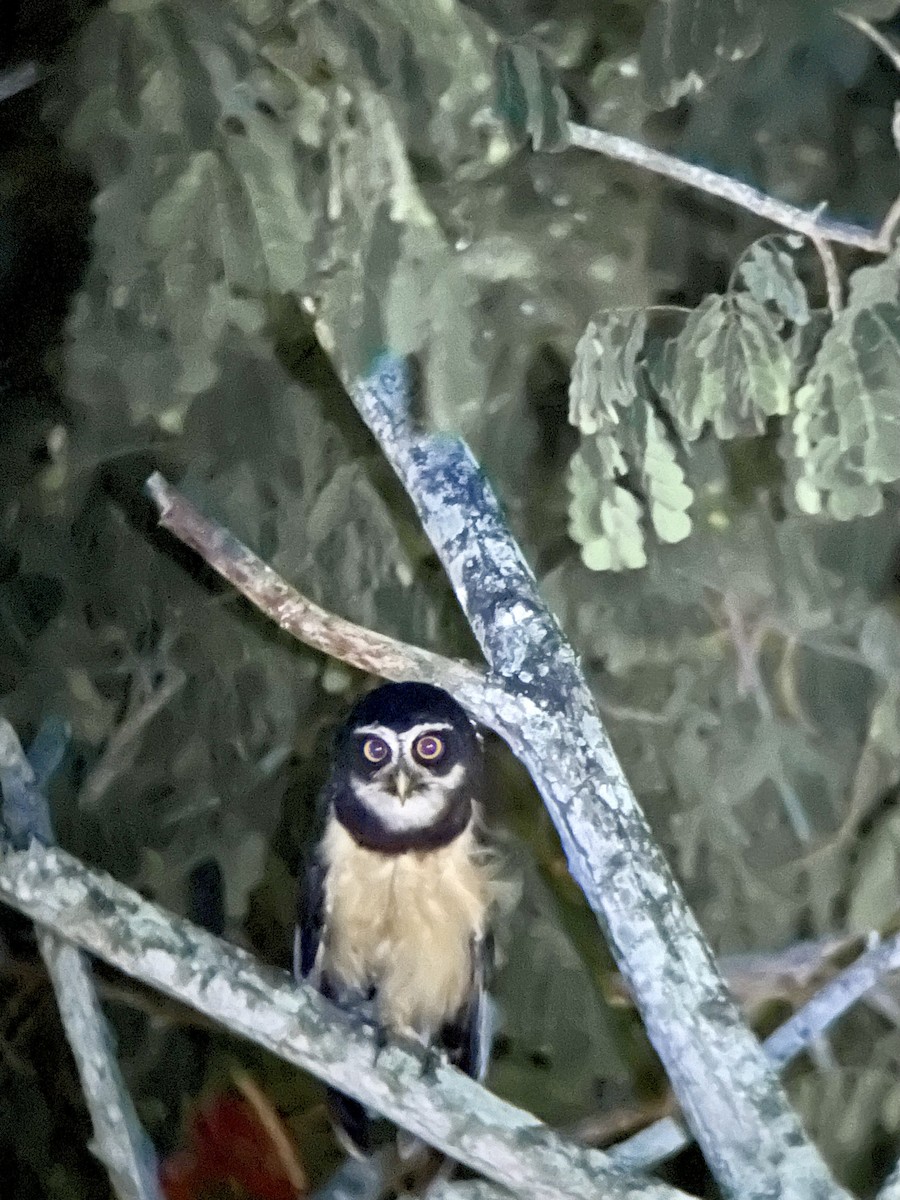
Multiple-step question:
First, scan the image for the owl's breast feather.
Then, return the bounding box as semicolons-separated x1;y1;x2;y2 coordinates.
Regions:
321;817;490;1036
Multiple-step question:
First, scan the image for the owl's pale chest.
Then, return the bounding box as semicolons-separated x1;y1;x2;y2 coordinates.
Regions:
320;818;489;1036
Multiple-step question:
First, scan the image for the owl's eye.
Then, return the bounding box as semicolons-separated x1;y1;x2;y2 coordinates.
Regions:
362;736;390;764
413;733;445;764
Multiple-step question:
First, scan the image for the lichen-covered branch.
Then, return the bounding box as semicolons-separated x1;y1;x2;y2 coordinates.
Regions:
0;837;692;1200
351;355;848;1200
35;933;164;1200
613;929;900;1171
146;472;505;728
0;719;163;1200
566;122;889;253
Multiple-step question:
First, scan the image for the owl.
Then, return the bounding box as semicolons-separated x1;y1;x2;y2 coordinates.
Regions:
294;681;495;1155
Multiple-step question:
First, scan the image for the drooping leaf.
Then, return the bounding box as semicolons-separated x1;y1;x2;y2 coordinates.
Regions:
661;292;792;440
567;312;693;569
569;310;647;437
736;235;810;328
792;256;900;518
639;0;765;108
638;404;694;544
567;442;647;571
494;41;571;152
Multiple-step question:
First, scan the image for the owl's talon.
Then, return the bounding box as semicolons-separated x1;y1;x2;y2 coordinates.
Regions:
372;1026;389;1067
418;1044;440;1080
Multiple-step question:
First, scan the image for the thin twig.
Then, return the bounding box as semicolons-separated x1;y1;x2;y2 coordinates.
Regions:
566;121;890;253
841;12;900;74
351;355;848;1200
0;837;692;1200
232;1069;308;1195
811;235;843;315
146;472;505;730
880;192;900;247
764;930;900;1067
0;719;163;1200
78;667;186;812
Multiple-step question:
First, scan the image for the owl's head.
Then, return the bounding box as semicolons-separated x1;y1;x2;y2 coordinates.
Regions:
329;681;482;851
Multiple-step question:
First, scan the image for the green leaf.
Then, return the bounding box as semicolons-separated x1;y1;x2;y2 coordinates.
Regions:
567;312;693;568
639;0;765;108
567;442;647;571
494;41;571;152
791;256;900;518
848;812;900;931
736;236;810;328
568;310;646;438
663;293;792;440
639;405;694;543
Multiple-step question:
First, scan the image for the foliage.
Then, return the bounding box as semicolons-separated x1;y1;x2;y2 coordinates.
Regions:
4;0;900;1195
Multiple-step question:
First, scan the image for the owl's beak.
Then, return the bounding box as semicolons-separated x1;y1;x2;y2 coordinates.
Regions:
390;768;413;804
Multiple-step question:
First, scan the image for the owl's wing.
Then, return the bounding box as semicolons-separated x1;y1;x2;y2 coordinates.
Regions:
294;850;326;982
294;847;380;1156
444;930;495;1080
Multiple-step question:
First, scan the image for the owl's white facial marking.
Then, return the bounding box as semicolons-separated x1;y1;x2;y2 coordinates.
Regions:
351;721;466;832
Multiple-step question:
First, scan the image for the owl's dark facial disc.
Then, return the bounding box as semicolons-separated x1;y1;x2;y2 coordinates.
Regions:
331;683;482;850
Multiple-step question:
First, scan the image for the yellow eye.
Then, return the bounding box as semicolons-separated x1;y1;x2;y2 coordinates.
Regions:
414;734;445;763
362;736;390;764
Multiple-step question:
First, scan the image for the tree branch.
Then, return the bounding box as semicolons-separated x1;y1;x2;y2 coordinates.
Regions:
566;122;892;253
148;378;847;1198
0;837;692;1200
0;719;163;1200
350;354;848;1200
145;472;507;729
613;929;900;1171
0;61;40;103
841;12;900;75
810;235;843;316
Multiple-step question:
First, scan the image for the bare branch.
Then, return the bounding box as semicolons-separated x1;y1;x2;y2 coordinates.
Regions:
0;719;163;1200
34;933;164;1200
147;371;848;1199
0;837;693;1200
350;355;848;1200
566;122;888;253
146;472;506;728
